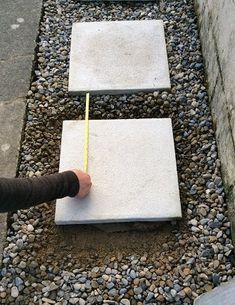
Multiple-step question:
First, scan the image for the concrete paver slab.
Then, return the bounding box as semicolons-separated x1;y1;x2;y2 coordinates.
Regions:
194;279;235;305
0;99;26;177
0;56;34;101
55;119;181;224
68;20;170;95
0;0;42;101
0;0;42;61
0;0;42;266
0;98;26;264
0;214;7;262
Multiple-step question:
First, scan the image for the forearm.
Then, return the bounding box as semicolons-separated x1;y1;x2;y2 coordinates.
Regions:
0;171;79;213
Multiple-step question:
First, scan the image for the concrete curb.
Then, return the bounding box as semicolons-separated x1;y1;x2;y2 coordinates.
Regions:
0;214;7;263
195;0;235;244
0;0;43;265
0;98;26;263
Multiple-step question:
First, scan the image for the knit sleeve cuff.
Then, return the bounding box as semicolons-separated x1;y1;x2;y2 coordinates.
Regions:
60;171;80;197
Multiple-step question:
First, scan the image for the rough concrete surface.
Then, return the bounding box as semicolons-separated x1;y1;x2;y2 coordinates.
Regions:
0;0;43;264
69;20;170;95
195;0;235;242
0;99;26;262
0;0;42;101
0;214;7;263
0;99;26;177
0;56;34;101
55;119;181;224
194;279;235;305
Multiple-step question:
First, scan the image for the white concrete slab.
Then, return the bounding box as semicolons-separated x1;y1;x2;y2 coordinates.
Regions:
68;20;170;95
55;119;181;225
194;279;235;305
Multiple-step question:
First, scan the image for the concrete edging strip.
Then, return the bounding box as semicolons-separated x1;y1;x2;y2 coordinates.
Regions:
0;0;43;265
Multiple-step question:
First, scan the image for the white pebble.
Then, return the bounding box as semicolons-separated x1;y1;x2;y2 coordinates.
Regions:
11;286;19;298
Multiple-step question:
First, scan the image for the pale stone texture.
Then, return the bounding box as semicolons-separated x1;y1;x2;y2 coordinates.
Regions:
55;119;181;224
0;0;42;263
0;0;42;101
0;215;7;263
68;20;170;95
0;99;26;263
195;0;235;242
194;279;235;305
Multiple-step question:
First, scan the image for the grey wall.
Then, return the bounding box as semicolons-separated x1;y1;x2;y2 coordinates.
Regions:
195;0;235;240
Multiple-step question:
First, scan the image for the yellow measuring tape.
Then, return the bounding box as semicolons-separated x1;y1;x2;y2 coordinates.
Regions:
84;93;90;173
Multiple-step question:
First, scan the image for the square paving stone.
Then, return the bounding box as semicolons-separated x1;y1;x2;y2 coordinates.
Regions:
68;20;170;95
194;279;235;305
55;119;181;225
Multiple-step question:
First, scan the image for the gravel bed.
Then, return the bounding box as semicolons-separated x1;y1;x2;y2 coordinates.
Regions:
0;0;234;304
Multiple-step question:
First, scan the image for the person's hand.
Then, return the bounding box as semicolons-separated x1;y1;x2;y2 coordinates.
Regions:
72;169;92;198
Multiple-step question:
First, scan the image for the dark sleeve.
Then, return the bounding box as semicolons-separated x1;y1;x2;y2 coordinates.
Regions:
0;171;79;213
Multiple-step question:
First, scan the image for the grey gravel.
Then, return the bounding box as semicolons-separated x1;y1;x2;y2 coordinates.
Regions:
0;0;234;304
120;299;130;305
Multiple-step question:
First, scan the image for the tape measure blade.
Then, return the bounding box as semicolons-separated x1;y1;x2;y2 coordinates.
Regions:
84;93;90;173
